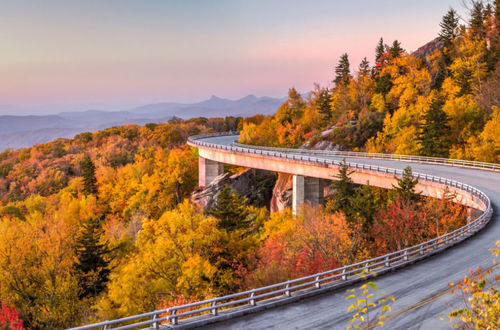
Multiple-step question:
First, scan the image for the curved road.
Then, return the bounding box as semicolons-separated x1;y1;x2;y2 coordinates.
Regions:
196;135;499;330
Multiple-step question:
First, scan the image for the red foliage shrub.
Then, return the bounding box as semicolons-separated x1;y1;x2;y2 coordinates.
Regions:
0;303;23;330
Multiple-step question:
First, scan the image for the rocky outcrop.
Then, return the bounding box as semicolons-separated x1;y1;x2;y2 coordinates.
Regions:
191;169;276;210
307;140;342;151
412;37;444;60
270;173;293;213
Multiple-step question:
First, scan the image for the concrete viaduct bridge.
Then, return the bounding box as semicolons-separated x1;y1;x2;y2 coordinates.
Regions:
74;133;499;330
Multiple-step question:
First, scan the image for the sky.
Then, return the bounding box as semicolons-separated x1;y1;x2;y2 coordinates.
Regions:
0;0;469;114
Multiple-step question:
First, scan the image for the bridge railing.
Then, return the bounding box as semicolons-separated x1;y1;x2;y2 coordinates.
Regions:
186;132;500;171
72;133;493;329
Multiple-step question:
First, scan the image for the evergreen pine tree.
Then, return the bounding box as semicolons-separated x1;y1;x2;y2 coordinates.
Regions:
207;185;249;232
328;160;355;219
358;57;371;77
375;38;385;65
389;40;404;59
470;1;485;38
316;87;332;125
393;166;420;202
74;218;110;298
456;66;474;96
439;8;459;49
485;3;494;21
349;185;379;233
80;155;97;195
334;53;351;86
418;93;451;157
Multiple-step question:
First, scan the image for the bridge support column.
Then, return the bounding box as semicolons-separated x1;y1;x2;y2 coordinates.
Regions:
199;157;224;187
292;175;324;215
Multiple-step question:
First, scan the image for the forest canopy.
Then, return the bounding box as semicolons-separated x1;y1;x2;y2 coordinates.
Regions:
0;1;498;328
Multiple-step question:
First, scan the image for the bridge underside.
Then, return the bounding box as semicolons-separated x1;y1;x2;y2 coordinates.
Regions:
292;175;324;214
199;157;224;187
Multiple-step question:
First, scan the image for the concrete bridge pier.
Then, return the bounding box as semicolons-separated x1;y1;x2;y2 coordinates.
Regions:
199;157;224;187
292;175;324;215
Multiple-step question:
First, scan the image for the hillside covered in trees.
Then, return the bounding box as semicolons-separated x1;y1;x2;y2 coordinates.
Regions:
239;1;500;164
0;119;468;328
0;2;498;329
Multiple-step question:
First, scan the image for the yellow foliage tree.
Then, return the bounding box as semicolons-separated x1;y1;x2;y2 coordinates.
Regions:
465;106;500;162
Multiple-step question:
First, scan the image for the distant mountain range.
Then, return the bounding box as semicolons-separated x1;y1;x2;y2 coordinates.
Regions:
0;95;285;151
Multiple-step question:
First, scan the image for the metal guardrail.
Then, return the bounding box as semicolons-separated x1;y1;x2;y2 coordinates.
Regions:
229;143;500;172
72;132;494;330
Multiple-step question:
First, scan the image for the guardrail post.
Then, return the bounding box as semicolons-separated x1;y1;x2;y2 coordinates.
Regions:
341;269;347;280
170;309;178;325
152;313;160;329
210;301;218;316
315;276;321;288
403;250;408;261
385;256;390;267
102;324;109;330
249;290;256;306
285;282;291;297
419;245;424;255
364;263;370;272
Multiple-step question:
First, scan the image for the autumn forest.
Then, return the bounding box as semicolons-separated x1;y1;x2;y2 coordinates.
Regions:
1;2;500;329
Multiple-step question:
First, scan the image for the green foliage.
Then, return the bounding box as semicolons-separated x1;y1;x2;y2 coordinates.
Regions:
439;8;459;49
207;185;250;232
389;40;404;59
74;132;93;144
80;155;98;195
349;185;379;233
0;163;12;178
393;166;420;202
418;93;451;157
375;38;385;68
358;58;371;77
469;1;485;39
335;53;352;86
328;160;355;217
0;205;25;221
316;87;332;124
74;218;110;299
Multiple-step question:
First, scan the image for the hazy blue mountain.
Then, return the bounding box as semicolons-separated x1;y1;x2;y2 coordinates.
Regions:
0;94;285;151
0;128;83;150
0;115;72;134
129;95;284;119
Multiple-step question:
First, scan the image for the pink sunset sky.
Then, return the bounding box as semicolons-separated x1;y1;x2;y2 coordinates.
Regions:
0;0;468;114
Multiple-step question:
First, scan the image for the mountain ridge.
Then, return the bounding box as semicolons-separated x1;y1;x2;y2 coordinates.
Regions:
0;95;285;151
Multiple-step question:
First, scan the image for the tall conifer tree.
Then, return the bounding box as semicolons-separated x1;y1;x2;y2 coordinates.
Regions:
417;94;451;157
375;38;385;64
358;57;371;77
80;155;97;195
334;53;351;86
389;40;404;58
207;185;249;232
393;166;420;202
316;87;332;124
328;160;355;219
74;218;110;298
470;1;485;38
439;8;459;48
